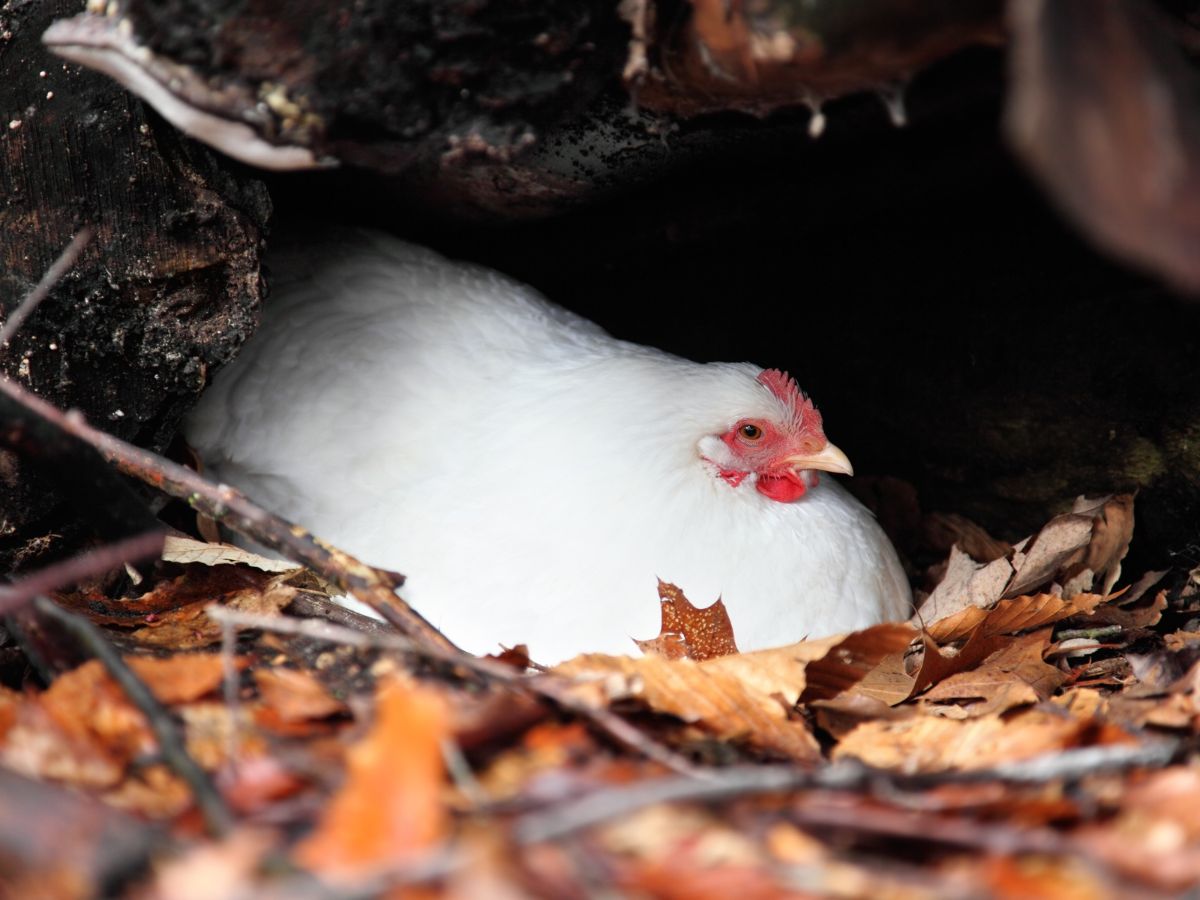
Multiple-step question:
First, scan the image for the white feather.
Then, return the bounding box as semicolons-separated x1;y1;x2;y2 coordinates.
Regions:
187;228;912;662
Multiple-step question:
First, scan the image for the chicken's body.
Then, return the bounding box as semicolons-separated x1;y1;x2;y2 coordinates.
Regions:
187;229;911;661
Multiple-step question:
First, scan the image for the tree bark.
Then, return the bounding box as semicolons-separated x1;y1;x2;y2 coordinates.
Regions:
0;0;270;570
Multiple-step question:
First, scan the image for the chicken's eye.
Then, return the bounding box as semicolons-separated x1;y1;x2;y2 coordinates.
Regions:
740;423;763;441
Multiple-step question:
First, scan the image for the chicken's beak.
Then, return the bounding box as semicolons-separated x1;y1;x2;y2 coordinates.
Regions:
782;442;854;476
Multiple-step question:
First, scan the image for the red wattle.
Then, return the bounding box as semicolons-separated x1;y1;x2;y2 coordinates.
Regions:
756;471;807;503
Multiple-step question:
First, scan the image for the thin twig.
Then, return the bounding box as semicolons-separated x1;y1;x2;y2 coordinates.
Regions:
207;606;704;777
33;596;234;837
786;797;1078;857
0;530;164;616
220;618;242;773
0;228;95;349
513;741;1184;843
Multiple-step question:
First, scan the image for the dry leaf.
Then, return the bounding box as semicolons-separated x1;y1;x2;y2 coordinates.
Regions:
910;630;1010;700
103;764;193;820
849;651;917;706
922;630;1065;717
634;580;738;661
1087;589;1167;631
161;535;299;573
255;668;347;723
294;676;448;877
1;701;126;789
918;547;1014;628
557;624;914;760
917;496;1133;629
1074;768;1200;891
56;565;280;626
834;709;1134;772
130;575;298;649
926;592;1109;645
126;653;236;704
1060;495;1134;596
557;650;817;760
1003;507;1099;598
40;660;155;763
799;624;919;703
860;595;1106;706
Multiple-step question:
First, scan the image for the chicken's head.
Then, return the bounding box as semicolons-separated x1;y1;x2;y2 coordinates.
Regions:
700;368;852;503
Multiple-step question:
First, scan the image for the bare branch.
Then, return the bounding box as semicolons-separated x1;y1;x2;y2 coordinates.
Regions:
0;530;164;616
514;741;1183;843
0;227;95;349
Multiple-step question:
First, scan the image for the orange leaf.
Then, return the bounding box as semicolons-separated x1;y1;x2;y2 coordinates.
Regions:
294;676;447;877
834;709;1134;773
255;668;347;723
40;661;154;762
557;624;915;760
925;592;1108;645
126;653;235;704
634;581;738;661
922;629;1066;717
798;624;918;703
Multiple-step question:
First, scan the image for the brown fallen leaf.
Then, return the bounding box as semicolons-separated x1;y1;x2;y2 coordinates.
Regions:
130;576;298;649
799;624;919;703
859;594;1106;706
255;667;347;723
833;709;1134;773
161;535;300;573
634;580;738;661
294;676;448;878
926;592;1109;645
810;692;918;741
556;624;915;760
39;660;155;764
126;653;238;705
1074;768;1200;891
1058;494;1134;596
56;564;280;625
917;495;1133;628
558;651;817;760
921;629;1066;717
917;547;1014;629
1;700;126;789
1086;589;1167;631
846;651;917;707
102;764;193;820
909;630;1010;701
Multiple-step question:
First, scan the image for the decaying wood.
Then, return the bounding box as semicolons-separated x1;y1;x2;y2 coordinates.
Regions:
0;0;270;571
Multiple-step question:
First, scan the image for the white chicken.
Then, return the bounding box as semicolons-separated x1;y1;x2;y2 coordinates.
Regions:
186;228;911;661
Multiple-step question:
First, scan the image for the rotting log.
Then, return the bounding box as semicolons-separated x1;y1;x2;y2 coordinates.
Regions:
0;0;270;570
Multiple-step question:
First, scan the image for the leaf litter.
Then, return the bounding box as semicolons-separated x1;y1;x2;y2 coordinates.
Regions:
4;490;1200;897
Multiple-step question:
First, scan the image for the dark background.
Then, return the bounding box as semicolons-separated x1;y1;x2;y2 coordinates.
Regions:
265;48;1200;574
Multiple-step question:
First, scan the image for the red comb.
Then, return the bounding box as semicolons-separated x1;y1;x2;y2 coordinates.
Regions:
756;368;821;432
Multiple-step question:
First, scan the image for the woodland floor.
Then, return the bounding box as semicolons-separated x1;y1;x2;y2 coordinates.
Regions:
1;382;1198;900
